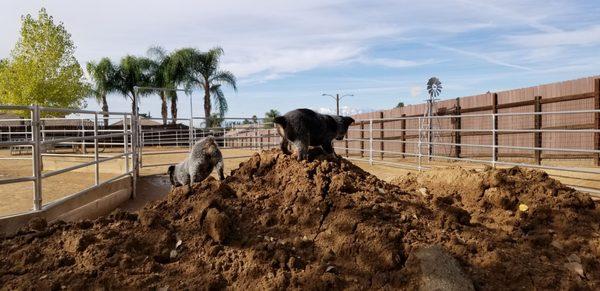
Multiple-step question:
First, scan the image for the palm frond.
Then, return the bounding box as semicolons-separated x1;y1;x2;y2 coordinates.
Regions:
209;70;238;91
210;84;228;116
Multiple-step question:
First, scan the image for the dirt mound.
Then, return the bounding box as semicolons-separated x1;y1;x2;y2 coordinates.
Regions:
392;166;600;289
1;150;599;290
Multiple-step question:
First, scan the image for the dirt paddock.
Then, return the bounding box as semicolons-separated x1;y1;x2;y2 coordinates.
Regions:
1;149;599;290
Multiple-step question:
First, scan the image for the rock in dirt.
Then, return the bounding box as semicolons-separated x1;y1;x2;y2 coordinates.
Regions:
405;245;474;291
203;208;230;243
564;262;584;278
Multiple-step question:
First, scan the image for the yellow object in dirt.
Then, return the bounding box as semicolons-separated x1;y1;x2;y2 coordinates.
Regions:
518;204;529;212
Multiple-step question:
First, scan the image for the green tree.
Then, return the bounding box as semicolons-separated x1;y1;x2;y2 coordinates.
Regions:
164;47;199;124
86;58;117;127
181;47;237;127
264;109;280;128
113;55;153;116
0;8;88;116
396;101;405;108
147;46;173;125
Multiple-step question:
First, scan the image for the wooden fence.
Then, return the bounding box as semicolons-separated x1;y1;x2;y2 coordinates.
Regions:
341;75;600;165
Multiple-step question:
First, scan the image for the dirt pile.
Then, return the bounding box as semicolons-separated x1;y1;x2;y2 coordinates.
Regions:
1;150;599;290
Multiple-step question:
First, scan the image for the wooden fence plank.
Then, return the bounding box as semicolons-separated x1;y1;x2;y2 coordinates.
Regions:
454;98;461;158
492;93;498;162
360;123;365;157
534;96;542;165
379;111;384;159
401;114;406;158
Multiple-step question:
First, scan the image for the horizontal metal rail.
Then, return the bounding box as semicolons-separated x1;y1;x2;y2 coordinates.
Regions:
42;152;132;179
42;132;130;145
0;176;35;185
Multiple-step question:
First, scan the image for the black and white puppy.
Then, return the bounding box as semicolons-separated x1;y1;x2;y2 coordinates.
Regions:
273;108;354;160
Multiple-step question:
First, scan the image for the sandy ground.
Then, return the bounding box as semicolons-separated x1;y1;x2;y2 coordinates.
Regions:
2;146;599;217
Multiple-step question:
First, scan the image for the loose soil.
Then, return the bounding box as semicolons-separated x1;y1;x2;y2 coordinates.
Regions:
1;149;599;290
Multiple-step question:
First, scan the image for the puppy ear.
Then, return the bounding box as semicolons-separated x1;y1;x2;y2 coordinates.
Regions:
343;117;355;126
168;165;175;174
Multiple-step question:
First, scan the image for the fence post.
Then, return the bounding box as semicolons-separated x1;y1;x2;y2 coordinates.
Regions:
492;113;497;168
94;113;99;185
400;114;406;158
81;119;87;154
492;93;499;163
123;116;129;174
534;95;542;165
417;117;422;171
360;122;365;157
344;131;349;158
188;119;193;150
255;126;259;150
369;119;373;165
454;98;461;158
31;105;42;211
595;79;600;166
379;112;384;160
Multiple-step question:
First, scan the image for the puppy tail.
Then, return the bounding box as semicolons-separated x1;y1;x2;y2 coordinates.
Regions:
273;116;286;128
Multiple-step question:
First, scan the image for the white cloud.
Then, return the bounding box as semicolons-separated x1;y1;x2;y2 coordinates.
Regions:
505;25;600;48
410;86;422;98
356;57;436;69
424;42;534;71
315;106;369;116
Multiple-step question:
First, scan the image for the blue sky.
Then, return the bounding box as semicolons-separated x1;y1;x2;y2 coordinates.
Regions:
1;0;599;118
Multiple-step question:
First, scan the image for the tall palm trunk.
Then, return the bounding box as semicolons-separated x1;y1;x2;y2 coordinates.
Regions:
203;85;211;128
160;91;168;125
101;94;109;128
130;91;137;117
170;94;178;124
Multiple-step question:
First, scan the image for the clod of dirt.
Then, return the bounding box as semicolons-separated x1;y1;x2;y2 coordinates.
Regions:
203;208;230;243
27;217;47;231
1;150;599;290
404;245;474;291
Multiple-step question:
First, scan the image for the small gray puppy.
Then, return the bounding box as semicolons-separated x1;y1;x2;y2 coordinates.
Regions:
168;136;225;187
273;108;354;160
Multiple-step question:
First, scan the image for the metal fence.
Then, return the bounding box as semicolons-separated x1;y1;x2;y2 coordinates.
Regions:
0;105;135;213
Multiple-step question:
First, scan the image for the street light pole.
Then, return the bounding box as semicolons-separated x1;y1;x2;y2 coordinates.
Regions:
336;94;340;115
322;93;353;115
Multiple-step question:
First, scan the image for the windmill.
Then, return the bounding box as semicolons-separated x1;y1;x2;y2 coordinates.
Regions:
421;77;449;160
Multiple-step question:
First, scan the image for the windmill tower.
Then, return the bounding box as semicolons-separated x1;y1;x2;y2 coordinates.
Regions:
421;77;448;160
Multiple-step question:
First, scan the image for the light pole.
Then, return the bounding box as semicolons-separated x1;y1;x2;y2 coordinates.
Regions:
322;93;353;115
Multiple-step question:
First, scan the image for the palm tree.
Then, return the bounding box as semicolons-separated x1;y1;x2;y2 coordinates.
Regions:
264;109;280;128
86;58;117;127
113;55;153;116
186;47;237;127
165;47;198;124
147;46;173;125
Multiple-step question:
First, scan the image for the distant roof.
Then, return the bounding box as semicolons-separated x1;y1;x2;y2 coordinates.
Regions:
41;118;95;127
111;117;162;127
